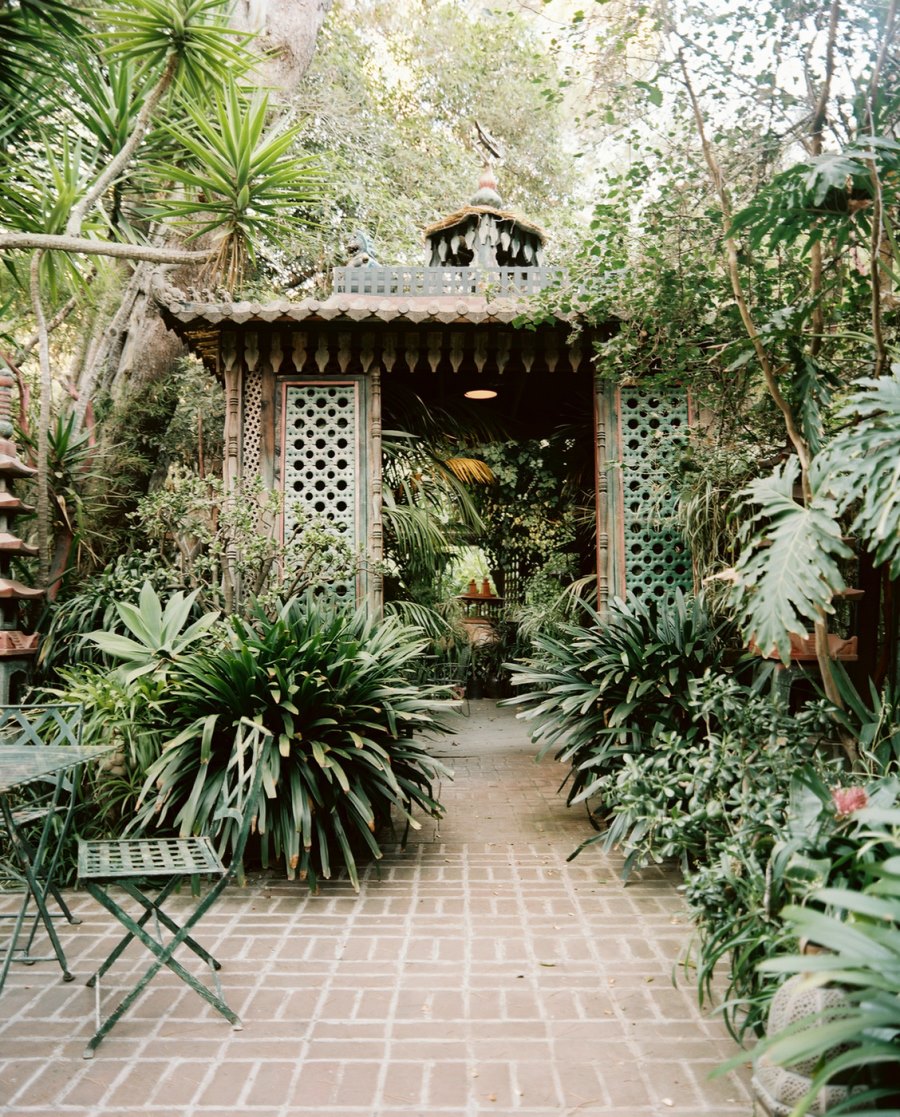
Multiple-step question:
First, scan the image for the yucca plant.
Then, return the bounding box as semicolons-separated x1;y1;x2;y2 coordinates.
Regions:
151;85;320;288
505;591;732;812
119;593;454;889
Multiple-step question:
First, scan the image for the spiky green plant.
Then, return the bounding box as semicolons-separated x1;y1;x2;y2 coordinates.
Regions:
105;593;455;889
748;811;900;1115
505;591;732;812
152;84;320;288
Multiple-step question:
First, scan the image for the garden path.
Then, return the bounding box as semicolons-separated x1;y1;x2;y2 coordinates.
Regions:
0;700;753;1116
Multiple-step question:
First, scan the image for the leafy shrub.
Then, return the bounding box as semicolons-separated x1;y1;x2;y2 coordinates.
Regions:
832;663;900;777
505;591;733;811
568;673;838;1039
85;586;454;889
46;667;166;838
751;808;900;1115
591;674;837;878
583;673;898;1042
135;471;358;616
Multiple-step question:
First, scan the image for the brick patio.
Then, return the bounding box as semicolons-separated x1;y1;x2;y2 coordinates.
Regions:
0;700;753;1115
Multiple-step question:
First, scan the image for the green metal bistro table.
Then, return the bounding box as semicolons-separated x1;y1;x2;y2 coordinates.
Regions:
0;744;111;993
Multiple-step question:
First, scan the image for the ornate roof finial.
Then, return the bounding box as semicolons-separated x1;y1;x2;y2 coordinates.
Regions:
471;166;503;209
471;120;504;207
344;229;379;267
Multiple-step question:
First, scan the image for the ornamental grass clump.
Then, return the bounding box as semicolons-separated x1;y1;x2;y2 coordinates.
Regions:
90;585;454;889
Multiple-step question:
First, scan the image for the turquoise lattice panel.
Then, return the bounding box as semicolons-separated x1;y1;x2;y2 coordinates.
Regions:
283;383;358;601
619;388;692;600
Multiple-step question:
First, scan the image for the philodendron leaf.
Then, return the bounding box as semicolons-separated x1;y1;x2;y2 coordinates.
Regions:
731;456;851;663
819;365;900;578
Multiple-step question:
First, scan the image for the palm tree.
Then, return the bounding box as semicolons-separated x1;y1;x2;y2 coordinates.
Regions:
0;0;323;583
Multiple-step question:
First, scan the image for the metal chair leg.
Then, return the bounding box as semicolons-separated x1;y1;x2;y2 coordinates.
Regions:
82;877;241;1059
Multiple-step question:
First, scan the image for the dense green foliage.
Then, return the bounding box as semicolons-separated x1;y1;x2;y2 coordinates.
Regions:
753;823;900;1115
68;585;454;889
276;0;581;287
510;591;900;1051
506;592;732;812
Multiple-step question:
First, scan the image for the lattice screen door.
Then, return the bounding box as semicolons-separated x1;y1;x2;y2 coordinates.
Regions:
281;379;368;604
598;384;693;604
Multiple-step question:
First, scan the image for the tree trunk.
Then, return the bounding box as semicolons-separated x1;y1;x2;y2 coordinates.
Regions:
92;1;333;411
230;0;334;91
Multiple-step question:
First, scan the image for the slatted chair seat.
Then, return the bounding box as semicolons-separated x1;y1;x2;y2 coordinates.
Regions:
77;733;267;1059
79;837;225;880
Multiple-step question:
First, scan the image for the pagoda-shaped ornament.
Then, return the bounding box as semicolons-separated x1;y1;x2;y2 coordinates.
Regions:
0;369;41;703
423;167;546;268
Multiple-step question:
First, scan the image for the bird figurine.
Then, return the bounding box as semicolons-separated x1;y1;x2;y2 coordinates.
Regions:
473;119;503;164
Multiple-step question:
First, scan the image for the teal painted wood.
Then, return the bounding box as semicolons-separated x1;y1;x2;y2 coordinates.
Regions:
283;380;362;604
0;714;105;991
618;387;692;601
332;265;562;297
77;735;267;1058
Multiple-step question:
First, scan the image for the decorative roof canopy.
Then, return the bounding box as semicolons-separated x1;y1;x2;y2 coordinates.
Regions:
423;169;545;269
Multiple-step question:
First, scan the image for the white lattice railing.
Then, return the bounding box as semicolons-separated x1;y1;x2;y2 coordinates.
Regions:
332;266;562;297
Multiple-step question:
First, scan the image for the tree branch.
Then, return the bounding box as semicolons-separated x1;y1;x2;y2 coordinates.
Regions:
30;249;51;585
808;0;840;360
0;232;214;264
866;0;898;379
677;51;812;479
679;47;849;727
74;262;150;429
0;351;32;441
13;271;96;364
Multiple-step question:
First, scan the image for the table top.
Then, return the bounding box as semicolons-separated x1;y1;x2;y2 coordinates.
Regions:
0;745;114;794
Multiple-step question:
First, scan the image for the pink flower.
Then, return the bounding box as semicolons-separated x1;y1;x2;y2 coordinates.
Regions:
831;786;869;818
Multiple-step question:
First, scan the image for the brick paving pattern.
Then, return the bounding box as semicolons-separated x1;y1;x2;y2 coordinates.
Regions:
0;700;753;1115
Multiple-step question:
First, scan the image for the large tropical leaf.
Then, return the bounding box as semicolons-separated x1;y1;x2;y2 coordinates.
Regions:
819;366;900;579
731;457;851;663
788;347;840;458
728;141;900;254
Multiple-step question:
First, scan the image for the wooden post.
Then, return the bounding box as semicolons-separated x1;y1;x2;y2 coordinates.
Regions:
367;356;384;616
220;331;241;612
594;369;609;614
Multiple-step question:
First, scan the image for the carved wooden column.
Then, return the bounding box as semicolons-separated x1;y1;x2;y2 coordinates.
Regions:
367;355;384;615
594;369;610;613
220;330;242;611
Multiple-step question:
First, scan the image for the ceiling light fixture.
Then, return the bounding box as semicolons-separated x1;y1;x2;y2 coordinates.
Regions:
464;388;498;400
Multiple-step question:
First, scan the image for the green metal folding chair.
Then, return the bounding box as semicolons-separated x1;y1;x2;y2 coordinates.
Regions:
77;734;266;1058
0;704;85;982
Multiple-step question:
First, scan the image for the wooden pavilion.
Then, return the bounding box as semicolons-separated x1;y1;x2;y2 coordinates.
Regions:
155;173;694;613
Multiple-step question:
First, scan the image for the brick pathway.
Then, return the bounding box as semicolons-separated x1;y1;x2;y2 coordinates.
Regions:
0;700;752;1116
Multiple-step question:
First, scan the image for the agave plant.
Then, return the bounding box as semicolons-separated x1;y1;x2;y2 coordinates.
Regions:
116;593;455;889
88;579;220;682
